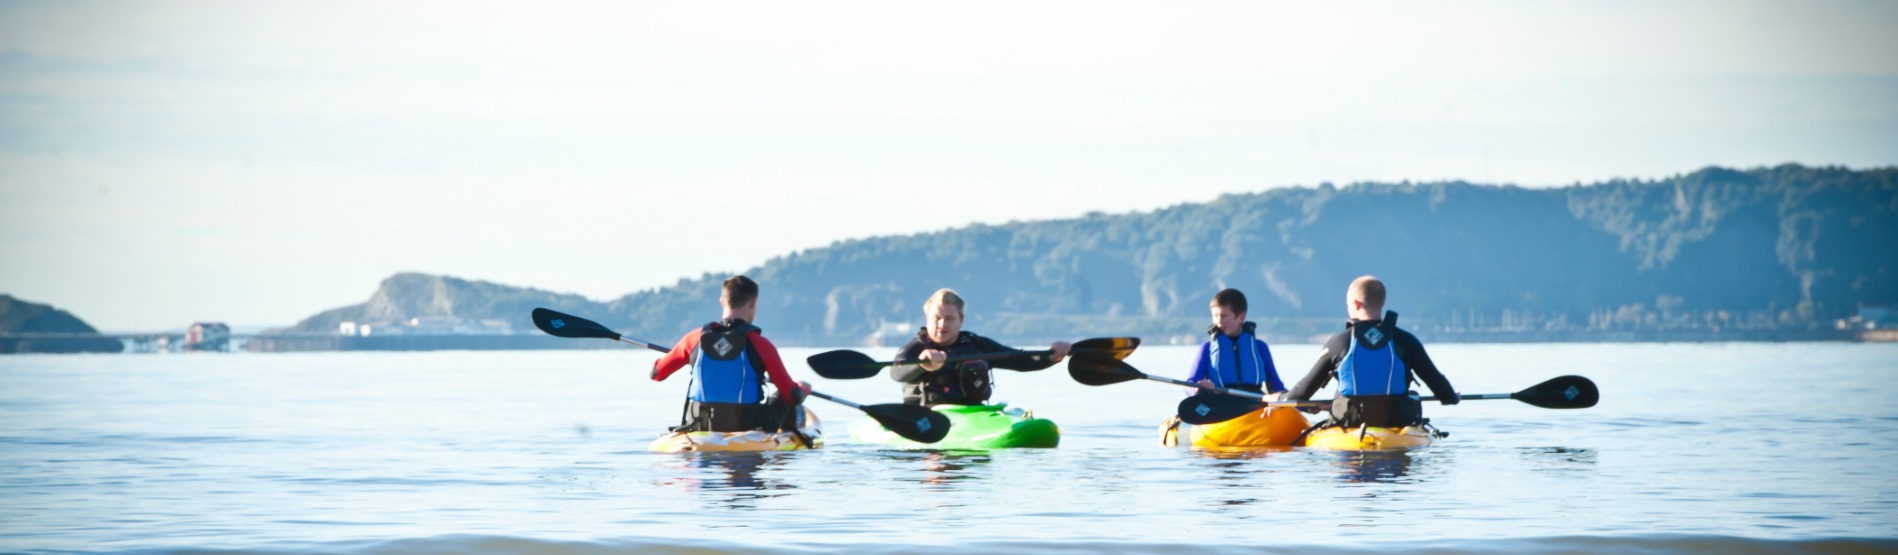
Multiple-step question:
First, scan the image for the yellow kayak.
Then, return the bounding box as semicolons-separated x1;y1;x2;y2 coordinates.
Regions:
1162;406;1309;449
648;406;824;453
1301;423;1441;451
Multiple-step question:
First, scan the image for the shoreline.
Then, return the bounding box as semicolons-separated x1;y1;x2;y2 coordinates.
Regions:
3;329;1891;354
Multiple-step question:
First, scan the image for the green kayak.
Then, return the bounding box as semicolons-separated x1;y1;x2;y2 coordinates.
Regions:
849;403;1059;449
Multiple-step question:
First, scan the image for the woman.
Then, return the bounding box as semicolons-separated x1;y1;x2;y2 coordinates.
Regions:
888;289;1071;406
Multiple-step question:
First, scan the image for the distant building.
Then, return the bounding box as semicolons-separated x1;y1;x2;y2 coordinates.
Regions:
185;322;230;352
338;317;512;337
408;316;462;334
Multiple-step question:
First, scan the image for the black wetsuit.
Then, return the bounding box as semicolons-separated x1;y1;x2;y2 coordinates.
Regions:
889;330;1060;406
1285;313;1459;427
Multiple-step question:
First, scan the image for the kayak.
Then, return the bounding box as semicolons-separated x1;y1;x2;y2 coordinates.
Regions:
849;403;1059;449
1161;406;1309;449
648;406;824;453
1300;423;1443;451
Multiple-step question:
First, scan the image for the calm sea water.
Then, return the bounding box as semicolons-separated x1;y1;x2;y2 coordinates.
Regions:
2;343;1895;554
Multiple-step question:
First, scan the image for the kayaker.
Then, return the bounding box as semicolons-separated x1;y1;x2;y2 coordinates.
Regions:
889;288;1072;406
651;275;811;433
1188;288;1287;400
1284;276;1459;428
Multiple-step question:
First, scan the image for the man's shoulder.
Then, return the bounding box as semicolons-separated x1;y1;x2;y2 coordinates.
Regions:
895;333;930;350
743;329;780;351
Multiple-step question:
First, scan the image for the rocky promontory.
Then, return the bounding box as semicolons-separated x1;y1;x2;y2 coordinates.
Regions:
0;295;124;353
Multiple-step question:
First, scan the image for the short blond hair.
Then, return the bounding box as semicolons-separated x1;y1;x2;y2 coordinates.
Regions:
1348;275;1386;314
924;288;966;316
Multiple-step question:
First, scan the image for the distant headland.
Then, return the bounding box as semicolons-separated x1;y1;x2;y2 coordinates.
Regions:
0;295;124;353
237;164;1896;352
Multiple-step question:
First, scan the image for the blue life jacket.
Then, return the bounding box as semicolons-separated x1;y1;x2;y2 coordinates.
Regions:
1206;322;1269;389
1338;311;1409;397
688;321;765;404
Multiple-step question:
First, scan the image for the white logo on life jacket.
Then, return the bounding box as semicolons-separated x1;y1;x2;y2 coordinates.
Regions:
1364;327;1385;344
711;336;735;357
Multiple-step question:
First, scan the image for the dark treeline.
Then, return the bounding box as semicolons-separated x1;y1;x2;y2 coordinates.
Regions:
283;164;1898;344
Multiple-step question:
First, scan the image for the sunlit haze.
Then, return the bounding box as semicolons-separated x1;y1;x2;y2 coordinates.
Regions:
2;0;1894;330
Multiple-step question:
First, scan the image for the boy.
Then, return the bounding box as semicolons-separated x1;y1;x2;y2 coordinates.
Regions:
1187;288;1287;398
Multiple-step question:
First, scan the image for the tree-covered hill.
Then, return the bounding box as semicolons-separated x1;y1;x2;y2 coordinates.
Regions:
0;295;123;353
280;164;1898;344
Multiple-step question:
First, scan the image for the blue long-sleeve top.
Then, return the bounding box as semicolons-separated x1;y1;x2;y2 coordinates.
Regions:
1186;334;1286;394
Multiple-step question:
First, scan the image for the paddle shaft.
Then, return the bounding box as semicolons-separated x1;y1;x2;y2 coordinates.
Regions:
1136;374;1262;399
624;338;667;352
804;389;860;409
1228;393;1523;410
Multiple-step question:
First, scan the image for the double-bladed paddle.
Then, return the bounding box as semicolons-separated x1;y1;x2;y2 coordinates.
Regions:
1067;353;1273;397
530;307;952;443
1175;374;1601;425
808;337;1141;380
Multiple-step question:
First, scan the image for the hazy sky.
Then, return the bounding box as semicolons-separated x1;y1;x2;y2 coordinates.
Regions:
2;1;1894;331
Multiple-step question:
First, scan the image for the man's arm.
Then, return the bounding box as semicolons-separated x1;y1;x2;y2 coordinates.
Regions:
651;330;698;381
747;333;805;403
974;336;1061;371
1398;331;1458;404
887;339;931;383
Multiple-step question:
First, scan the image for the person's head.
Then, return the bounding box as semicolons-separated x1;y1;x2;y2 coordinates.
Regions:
721;275;759;320
1209;288;1248;337
1347;275;1385;320
923;288;965;344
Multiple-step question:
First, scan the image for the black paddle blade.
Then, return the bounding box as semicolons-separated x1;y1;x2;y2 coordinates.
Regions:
531;308;621;340
1067;354;1147;386
1514;375;1599;409
1073;337;1141;360
1177;393;1268;425
806;350;885;380
860;403;952;443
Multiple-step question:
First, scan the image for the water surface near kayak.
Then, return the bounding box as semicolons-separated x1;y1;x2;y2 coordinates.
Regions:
2;343;1895;554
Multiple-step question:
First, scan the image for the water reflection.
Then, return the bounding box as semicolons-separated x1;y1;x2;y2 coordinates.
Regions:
1519;446;1598;473
916;451;993;486
654;452;797;509
1190;446;1295;460
1189;447;1294;507
1330;451;1414;483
